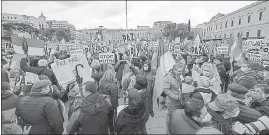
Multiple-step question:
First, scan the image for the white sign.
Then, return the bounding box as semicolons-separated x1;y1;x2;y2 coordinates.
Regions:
246;53;262;61
51;55;92;86
69;44;83;56
217;47;228;54
99;53;115;64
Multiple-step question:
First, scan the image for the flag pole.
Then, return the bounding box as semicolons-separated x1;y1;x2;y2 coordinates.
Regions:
125;0;128;41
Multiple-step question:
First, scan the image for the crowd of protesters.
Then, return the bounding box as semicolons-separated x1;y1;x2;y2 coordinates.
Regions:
1;44;269;134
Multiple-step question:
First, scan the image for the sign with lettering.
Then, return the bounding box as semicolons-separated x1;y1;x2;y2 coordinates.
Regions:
246;53;262;61
51;55;92;86
99;53;115;64
217;47;228;54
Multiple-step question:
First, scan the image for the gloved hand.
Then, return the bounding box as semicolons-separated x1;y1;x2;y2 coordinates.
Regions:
231;121;249;134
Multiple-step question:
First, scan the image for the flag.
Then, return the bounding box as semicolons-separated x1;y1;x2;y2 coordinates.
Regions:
153;39;175;100
229;34;243;63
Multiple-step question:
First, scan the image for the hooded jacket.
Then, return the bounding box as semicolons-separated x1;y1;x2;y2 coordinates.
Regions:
99;80;119;110
115;102;147;134
66;93;112;134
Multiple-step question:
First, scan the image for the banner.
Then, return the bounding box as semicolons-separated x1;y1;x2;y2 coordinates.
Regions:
175;37;181;44
217;47;228;54
51;55;93;86
99;53;115;64
242;39;263;52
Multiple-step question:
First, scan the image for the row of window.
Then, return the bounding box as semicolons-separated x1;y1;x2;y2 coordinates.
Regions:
214;30;262;39
206;11;264;32
2;16;17;19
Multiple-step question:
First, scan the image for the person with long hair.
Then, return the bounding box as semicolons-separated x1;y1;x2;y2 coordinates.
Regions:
99;67;119;134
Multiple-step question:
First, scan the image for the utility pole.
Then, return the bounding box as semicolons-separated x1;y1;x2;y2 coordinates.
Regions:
125;0;128;43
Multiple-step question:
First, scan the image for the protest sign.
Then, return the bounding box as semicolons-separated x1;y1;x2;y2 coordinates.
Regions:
99;53;115;64
69;44;84;56
242;39;263;52
217;47;228;54
246;53;262;61
51;55;93;86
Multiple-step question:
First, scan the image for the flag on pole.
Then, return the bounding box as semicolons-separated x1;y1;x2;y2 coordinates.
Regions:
153;39;175;100
229;34;243;63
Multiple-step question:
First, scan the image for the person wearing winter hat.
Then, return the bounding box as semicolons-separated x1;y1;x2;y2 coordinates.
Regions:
207;94;240;134
115;89;147;134
226;84;250;105
66;81;111;134
16;80;64;134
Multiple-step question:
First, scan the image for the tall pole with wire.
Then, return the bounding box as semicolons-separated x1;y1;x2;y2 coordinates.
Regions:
125;0;128;43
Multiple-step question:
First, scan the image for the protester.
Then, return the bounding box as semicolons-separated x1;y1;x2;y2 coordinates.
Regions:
170;98;212;134
91;64;104;84
20;58;59;86
15;80;64;134
2;82;19;123
115;89;147;134
140;61;154;116
99;68;119;133
163;62;185;134
66;81;112;134
207;94;240;134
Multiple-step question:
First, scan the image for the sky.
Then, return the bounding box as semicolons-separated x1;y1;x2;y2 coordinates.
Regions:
2;1;256;30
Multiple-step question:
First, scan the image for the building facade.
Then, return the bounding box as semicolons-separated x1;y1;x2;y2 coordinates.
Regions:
46;20;76;39
153;21;172;31
2;12;49;30
196;1;269;40
137;25;150;30
76;26;153;44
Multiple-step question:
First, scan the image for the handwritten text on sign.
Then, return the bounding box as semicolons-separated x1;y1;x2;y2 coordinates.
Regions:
217;47;228;54
99;53;115;64
51;55;92;86
246;53;262;61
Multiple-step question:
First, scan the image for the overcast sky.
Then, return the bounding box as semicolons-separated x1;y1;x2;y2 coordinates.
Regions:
2;1;255;30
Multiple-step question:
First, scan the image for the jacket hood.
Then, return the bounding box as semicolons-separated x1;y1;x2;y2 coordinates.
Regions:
91;72;104;82
120;102;146;123
80;93;111;116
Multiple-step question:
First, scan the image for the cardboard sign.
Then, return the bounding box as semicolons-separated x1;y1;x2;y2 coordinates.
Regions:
51;55;93;86
99;53;115;64
217;47;228;54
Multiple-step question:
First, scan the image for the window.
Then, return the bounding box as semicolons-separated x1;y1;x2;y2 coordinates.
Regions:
219;35;221;38
7;17;9;19
259;11;263;20
215;35;217;39
224;34;226;38
14;17;17;19
237;33;240;37
2;17;4;18
225;22;228;28
257;30;261;38
220;24;222;29
216;24;218;30
246;32;249;38
11;17;12;19
231;20;234;27
230;34;233;38
248;15;251;23
239;18;241;25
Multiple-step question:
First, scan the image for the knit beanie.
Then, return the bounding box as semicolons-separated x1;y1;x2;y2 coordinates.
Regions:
237;76;258;90
84;81;98;93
